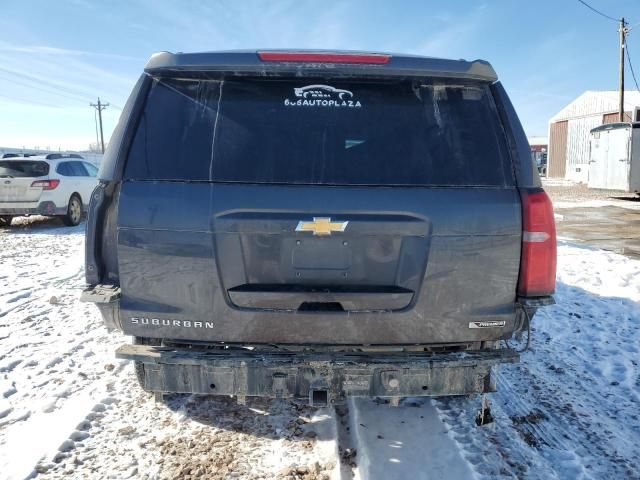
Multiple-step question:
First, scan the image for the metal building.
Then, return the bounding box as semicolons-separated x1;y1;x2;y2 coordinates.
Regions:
547;91;640;181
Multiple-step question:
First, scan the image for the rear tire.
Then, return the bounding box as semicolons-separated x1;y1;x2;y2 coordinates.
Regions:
0;216;13;227
62;195;82;226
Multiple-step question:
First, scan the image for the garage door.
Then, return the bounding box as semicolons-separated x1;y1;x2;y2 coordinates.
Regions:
548;121;568;178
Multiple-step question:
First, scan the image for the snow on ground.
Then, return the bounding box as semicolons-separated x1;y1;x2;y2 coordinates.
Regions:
347;397;474;479
0;219;123;479
432;240;640;479
0;219;338;480
1;217;639;479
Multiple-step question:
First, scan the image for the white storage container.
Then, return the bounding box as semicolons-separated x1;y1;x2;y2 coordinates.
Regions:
588;123;640;192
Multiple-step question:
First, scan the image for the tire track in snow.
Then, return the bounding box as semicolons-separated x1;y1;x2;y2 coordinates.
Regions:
347;397;475;480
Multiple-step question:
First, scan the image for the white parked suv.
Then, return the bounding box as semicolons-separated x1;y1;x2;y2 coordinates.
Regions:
0;153;98;227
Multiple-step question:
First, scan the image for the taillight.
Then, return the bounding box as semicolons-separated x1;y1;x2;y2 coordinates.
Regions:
517;188;557;297
257;51;391;64
31;179;60;190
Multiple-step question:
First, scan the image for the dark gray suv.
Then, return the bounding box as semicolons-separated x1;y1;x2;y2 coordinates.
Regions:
82;50;556;406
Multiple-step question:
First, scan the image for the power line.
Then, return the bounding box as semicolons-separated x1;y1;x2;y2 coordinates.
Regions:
0;66;124;112
573;0;639;119
576;0;620;23
0;71;123;114
625;41;640;93
0;72;93;105
0;67;96;103
577;0;631;121
0;92;63;108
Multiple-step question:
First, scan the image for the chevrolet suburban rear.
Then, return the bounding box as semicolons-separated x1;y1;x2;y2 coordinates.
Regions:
82;50;556;406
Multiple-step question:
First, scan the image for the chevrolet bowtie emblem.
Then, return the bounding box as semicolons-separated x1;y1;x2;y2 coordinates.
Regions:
295;217;348;236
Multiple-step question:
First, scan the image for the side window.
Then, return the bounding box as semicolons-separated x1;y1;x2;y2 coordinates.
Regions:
83;162;98;177
56;162;72;176
69;161;89;176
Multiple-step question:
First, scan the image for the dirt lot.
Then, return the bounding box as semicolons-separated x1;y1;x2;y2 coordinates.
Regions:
544;180;640;259
544;180;639;204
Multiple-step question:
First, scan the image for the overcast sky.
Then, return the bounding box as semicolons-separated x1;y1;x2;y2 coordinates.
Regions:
1;0;639;150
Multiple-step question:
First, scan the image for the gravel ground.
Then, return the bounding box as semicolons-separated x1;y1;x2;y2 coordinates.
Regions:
542;178;638;204
36;387;337;480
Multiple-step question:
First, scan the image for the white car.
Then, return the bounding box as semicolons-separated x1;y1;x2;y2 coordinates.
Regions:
0;154;98;227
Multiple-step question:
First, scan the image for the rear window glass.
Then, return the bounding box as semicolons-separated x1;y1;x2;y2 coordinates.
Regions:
125;78;513;186
0;160;49;178
84;162;98;177
69;161;89;176
126;79;220;181
57;162;72;176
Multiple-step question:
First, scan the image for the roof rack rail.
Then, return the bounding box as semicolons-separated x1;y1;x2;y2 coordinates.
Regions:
45;153;85;160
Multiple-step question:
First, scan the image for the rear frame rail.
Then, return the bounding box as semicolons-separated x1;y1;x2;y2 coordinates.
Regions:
117;344;519;404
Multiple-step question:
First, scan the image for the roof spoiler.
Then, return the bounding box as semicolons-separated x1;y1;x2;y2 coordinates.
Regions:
144;50;498;82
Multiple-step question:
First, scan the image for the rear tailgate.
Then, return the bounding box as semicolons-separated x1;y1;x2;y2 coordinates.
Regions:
0;160;49;203
115;76;520;345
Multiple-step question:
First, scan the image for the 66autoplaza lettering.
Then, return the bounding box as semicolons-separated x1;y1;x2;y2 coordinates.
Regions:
284;84;362;108
284;97;362;108
130;317;214;329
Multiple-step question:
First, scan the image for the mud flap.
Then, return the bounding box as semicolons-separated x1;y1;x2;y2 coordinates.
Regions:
80;284;121;331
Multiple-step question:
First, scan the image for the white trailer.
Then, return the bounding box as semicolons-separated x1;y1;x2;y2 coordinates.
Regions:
588;123;640;192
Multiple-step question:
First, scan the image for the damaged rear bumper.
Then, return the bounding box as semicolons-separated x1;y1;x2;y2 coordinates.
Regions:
116;344;519;405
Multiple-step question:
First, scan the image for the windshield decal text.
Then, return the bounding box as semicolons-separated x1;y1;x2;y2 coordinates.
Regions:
284;84;362;109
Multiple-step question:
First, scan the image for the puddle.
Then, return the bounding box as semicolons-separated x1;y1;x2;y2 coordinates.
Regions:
554;206;640;259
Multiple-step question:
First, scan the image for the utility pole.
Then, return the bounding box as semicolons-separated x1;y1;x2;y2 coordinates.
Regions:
93;109;100;153
90;98;109;153
619;18;628;122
